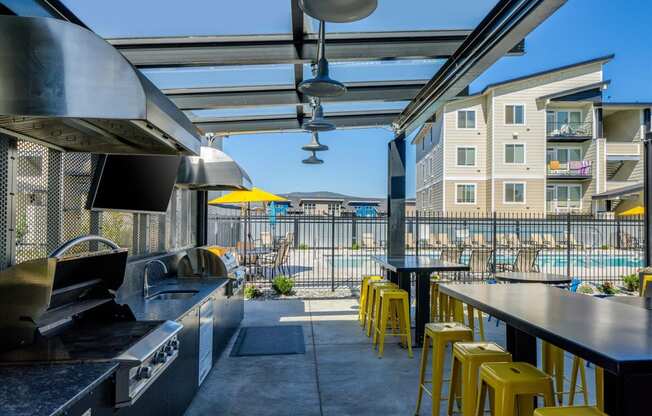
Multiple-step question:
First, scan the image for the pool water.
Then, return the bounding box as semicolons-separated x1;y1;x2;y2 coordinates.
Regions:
325;253;643;269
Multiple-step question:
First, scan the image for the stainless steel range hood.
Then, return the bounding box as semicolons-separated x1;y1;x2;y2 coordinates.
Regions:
0;16;201;155
177;146;252;191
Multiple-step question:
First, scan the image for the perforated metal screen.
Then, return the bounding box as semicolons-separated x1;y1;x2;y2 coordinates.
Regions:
11;139;196;266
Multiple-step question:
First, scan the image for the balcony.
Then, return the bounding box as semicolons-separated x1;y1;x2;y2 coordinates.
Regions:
547;160;592;180
546;122;593;142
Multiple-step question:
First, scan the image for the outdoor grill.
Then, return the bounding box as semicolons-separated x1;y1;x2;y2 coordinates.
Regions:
0;235;182;408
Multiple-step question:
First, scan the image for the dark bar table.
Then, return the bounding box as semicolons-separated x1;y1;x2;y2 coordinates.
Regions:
494;271;571;285
371;255;469;346
439;283;652;416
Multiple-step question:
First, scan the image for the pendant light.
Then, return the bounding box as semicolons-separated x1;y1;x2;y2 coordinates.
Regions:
302;131;329;152
302;100;336;131
302;150;324;164
299;0;377;23
298;20;346;98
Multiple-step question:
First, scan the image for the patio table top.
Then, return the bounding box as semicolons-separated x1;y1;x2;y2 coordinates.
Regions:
439;283;652;375
371;255;469;273
605;295;652;310
494;271;571;284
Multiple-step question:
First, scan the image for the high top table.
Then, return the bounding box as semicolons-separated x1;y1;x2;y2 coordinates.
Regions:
371;255;469;346
439;283;652;416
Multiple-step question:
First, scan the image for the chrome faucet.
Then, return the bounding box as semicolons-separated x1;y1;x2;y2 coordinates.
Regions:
143;259;168;298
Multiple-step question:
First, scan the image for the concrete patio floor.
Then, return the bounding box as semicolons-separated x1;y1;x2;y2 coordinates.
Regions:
185;297;599;416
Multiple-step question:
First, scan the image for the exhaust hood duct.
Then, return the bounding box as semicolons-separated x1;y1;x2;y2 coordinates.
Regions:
177;146;252;191
0;16;201;155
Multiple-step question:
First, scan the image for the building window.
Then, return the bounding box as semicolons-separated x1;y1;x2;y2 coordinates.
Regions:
505;144;525;164
553;185;582;210
504;182;525;204
505;104;525;125
457;110;476;129
456;147;476;166
455;183;476;204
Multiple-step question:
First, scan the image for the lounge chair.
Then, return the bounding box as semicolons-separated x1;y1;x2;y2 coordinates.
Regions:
466;248;493;280
496;233;511;248
567;234;585;249
259;231;273;248
428;233;450;248
439;247;463;263
406;233;416;249
496;247;540;272
507;233;521;248
361;232;377;249
470;233;488;247
543;233;560;248
528;233;553;249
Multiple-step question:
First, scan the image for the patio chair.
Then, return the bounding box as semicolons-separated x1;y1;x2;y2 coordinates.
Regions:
259;231;273;248
284;231;295;247
620;232;641;249
496;247;540;272
259;240;290;278
469;233;488;248
567;234;585;249
406;232;416;249
543;233;561;248
496;233;511;248
465;247;493;280
361;232;377;249
508;233;522;248
428;233;450;248
439;246;463;264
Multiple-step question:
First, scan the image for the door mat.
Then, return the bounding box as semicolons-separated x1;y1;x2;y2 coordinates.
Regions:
230;325;306;357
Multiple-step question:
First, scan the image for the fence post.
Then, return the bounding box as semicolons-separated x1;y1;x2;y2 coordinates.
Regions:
415;211;420;257
491;212;497;274
293;216;299;249
331;212;335;292
616;218;621;250
566;213;572;279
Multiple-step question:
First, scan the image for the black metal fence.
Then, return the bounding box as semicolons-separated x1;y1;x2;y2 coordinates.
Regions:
209;212;644;289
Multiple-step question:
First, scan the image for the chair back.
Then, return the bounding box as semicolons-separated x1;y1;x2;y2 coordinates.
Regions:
285;231;294;246
468;248;492;274
471;233;485;247
508;233;521;247
429;232;449;247
496;234;509;246
440;247;462;263
362;232;376;248
512;247;540;272
274;241;289;268
261;231;273;247
543;233;557;247
529;233;543;246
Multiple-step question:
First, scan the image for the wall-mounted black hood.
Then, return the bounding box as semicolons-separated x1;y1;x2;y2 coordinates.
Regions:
0;16;201;155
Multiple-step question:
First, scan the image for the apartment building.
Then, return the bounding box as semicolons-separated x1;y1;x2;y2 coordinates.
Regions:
414;55;652;215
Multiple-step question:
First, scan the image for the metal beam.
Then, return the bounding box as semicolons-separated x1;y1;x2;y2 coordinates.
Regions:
387;133;406;258
165;80;426;110
109;31;524;68
194;111;399;135
290;0;305;128
394;0;565;134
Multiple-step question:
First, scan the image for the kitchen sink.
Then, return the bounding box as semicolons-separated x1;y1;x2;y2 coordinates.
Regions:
147;290;198;301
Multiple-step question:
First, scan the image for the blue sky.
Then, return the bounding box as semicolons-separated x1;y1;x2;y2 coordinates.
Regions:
66;0;652;198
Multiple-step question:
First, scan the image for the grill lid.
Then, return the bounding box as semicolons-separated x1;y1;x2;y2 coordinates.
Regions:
0;16;201;155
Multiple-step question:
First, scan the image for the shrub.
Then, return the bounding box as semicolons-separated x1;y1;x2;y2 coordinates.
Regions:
597;281;618;295
298;243;309;250
622;274;639;292
599;244;610;250
577;284;594;295
272;275;294;295
351;242;360;250
244;285;263;300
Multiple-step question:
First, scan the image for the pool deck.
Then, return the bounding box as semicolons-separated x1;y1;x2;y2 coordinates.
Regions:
185;297;599;416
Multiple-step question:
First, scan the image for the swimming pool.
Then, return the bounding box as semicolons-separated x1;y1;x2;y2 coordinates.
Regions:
324;253;643;269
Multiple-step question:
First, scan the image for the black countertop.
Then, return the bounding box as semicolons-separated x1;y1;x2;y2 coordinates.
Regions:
0;362;118;416
372;255;469;273
120;277;230;321
439;283;652;375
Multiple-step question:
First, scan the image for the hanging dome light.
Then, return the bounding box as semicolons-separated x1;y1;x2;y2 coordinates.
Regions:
302;131;329;152
302;150;324;164
302;103;336;131
298;21;346;98
299;0;378;23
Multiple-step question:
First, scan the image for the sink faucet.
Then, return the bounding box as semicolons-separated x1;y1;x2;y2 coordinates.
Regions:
143;259;168;298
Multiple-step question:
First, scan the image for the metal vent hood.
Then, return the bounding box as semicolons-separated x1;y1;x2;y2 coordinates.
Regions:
177;146;252;191
0;16;201;155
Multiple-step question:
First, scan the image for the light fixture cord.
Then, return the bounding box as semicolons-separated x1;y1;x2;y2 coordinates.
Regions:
317;20;326;61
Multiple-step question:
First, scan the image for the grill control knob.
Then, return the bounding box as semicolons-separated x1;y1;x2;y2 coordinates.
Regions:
137;366;152;380
169;339;180;350
154;351;168;364
164;345;175;356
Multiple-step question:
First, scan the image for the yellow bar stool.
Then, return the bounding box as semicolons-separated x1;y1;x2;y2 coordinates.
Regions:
594;366;604;412
358;275;383;327
365;280;396;337
533;406;607;416
437;292;485;341
373;288;413;358
448;342;512;416
640;273;652;296
415;322;473;416
475;362;555;416
541;343;589;406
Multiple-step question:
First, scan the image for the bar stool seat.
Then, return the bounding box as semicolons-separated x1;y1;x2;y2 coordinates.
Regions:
415;322;473;416
365;280;397;337
448;342;512;416
373;288;412;358
359;275;383;327
533;406;607;416
475;362;555;416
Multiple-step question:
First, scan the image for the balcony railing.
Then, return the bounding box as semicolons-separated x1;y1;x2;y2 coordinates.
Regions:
547;160;592;177
547;122;592;138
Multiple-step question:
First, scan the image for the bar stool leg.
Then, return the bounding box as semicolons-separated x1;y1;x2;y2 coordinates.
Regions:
579;359;589;404
466;304;476;338
401;297;413;358
474;381;488;416
431;339;446;415
494;390;515;416
377;299;390;358
447;355;461;416
477;310;485;341
595;366;604;411
415;334;431;415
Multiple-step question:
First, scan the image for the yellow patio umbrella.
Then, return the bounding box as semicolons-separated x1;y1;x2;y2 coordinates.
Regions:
615;194;644;216
209;188;287;269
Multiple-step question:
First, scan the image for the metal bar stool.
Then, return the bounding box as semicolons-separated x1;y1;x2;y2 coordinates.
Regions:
373;288;412;358
365;280;397;337
415;322;473;416
358;275;383;327
541;343;589;406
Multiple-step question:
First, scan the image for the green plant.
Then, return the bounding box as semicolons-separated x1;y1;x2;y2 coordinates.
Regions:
622;274;639;292
244;285;263;300
272;275;294;295
15;213;27;242
600;244;610;250
577;284;594;295
351;242;360;250
597;281;618;295
298;243;309;250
